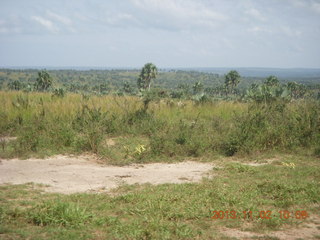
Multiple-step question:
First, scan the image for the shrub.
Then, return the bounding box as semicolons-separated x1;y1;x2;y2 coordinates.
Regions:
72;105;115;153
222;101;320;155
28;200;93;227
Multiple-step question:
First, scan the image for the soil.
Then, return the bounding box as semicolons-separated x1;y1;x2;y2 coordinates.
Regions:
221;214;320;240
0;155;213;194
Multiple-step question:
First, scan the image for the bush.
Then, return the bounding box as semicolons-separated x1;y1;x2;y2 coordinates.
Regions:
222;101;320;155
72;105;116;152
150;120;212;157
28;200;93;227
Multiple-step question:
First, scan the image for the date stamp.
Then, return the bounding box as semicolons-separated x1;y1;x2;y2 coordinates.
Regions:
211;210;309;220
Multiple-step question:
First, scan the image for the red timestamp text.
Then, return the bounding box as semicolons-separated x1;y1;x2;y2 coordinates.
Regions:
211;210;309;220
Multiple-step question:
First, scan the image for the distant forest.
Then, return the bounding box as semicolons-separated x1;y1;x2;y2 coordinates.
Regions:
1;68;319;98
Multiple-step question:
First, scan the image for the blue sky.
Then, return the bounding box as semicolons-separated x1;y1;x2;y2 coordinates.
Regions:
0;0;320;68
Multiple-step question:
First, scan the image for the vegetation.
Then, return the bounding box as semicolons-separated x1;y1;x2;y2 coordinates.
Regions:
1;68;319;99
35;70;53;92
224;70;241;95
0;153;319;239
0;66;320;239
0;65;319;160
137;63;158;90
0;90;319;161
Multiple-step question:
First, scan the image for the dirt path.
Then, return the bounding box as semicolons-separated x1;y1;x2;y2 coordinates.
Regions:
0;155;214;194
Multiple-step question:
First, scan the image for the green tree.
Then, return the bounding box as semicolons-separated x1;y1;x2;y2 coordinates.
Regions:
8;80;22;90
225;70;241;94
123;81;133;94
35;70;53;91
192;81;203;95
264;75;279;87
287;82;307;99
137;63;158;90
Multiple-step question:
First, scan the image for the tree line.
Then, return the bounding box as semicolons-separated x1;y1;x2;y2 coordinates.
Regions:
1;63;319;101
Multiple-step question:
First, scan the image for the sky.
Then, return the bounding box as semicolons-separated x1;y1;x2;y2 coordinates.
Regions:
0;0;320;68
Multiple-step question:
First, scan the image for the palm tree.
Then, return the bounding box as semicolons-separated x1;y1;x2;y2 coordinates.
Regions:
225;70;241;94
137;63;158;90
35;70;53;91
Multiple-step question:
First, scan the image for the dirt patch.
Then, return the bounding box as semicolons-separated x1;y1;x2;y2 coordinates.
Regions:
105;138;116;146
0;136;17;142
0;155;214;194
221;215;320;240
233;158;276;167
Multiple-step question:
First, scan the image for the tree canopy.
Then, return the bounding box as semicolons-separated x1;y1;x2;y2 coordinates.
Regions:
35;70;53;91
225;70;241;94
137;63;158;90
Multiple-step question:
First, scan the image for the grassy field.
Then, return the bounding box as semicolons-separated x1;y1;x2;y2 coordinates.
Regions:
0;153;319;239
0;91;320;239
1;91;319;162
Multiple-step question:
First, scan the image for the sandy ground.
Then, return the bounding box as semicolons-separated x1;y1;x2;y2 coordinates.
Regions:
0;155;214;194
221;214;320;240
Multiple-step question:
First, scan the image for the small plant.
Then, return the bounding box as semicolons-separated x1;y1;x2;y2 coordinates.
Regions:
226;162;256;173
12;95;30;109
281;162;296;169
28;200;93;227
134;144;146;155
52;88;65;98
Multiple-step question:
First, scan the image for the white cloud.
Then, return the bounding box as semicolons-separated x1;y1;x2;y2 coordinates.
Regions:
31;16;59;33
106;13;136;25
46;11;76;33
290;0;320;14
47;11;72;26
0;20;6;33
0;27;8;33
291;0;308;8
280;26;302;37
245;8;266;21
130;0;228;29
311;1;320;13
247;26;263;32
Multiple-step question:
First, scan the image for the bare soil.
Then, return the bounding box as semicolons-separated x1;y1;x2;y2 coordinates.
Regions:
221;214;320;240
0;155;214;194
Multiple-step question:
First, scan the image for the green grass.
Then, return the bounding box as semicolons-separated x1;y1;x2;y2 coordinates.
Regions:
0;91;319;238
0;154;319;239
0;92;319;162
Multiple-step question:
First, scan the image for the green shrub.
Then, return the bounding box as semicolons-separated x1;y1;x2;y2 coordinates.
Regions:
28;200;93;228
72;105;115;153
222;101;320;155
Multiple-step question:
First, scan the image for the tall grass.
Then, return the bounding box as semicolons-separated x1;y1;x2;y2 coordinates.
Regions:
0;91;319;161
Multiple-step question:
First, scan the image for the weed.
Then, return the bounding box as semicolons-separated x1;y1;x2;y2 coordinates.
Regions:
28;200;93;228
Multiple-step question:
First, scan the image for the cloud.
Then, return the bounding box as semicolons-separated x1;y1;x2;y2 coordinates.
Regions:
247;26;266;33
291;0;308;8
130;0;228;30
0;20;8;33
290;0;320;14
47;11;76;32
105;13;138;27
311;1;320;14
280;25;302;37
47;11;72;26
245;8;266;21
31;16;59;33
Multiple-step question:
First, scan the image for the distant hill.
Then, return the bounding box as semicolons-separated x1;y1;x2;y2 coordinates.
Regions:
3;66;320;79
177;67;320;79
